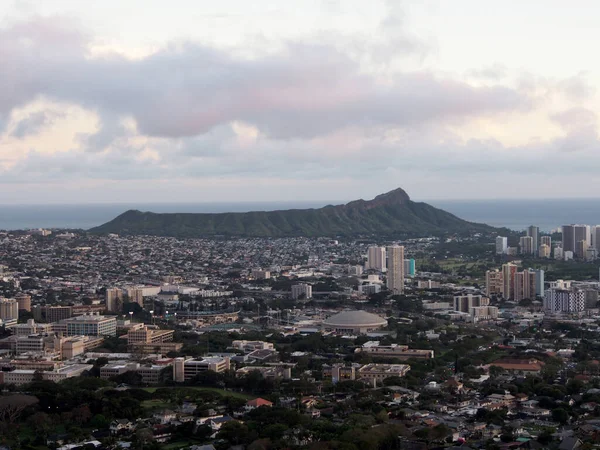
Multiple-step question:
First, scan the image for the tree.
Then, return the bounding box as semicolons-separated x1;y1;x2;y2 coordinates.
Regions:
552;407;569;424
0;394;38;423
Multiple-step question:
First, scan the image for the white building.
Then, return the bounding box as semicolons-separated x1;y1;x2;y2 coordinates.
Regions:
291;284;312;300
544;288;585;314
495;236;508;254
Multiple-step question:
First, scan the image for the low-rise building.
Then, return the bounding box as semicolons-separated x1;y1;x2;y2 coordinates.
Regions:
173;357;230;382
356;341;434;360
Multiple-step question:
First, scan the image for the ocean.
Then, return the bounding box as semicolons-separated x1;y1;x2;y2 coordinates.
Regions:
1;199;599;232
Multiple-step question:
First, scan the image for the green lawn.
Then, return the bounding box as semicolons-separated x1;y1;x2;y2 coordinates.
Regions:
142;386;253;400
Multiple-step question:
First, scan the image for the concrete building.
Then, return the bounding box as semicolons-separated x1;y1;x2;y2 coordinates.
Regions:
485;270;503;297
0;364;92;386
534;269;545;297
519;236;534;255
357;341;434;360
357;363;411;383
236;365;292;380
544;287;585;314
496;236;508;255
291;284;312;300
539;244;551;258
125;326;174;345
514;269;536;301
62;314;117;336
126;288;145;307
12;319;53;336
33;306;73;323
386;245;404;294
576;240;589;259
403;259;416;278
15;294;31;312
541;235;552;250
502;263;518;300
587;247;599;261
453;294;489;313
359;284;381;295
470;305;499;322
231;340;274;352
366;246;386;272
322;310;387;334
527;226;539;256
554;247;564;260
563;224;590;255
100;362;170;384
105;288;123;313
173;357;230;382
0;298;18;321
251;270;271;280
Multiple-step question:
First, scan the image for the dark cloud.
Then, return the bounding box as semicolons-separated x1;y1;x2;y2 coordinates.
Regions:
0;17;531;141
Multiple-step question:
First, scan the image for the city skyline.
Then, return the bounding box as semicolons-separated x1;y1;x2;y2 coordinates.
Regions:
3;1;600;203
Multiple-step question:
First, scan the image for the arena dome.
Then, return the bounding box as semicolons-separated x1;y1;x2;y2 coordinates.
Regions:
322;310;388;334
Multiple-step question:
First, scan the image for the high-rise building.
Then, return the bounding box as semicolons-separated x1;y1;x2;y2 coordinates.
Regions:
485;270;504;297
587;248;598;261
544;288;585;314
562;225;576;254
15;294;31;312
126;288;145;307
386;246;405;294
514;269;536;301
576;240;589;259
540;235;552;248
403;259;416;278
594;226;600;251
453;294;489;313
291;284;312;300
495;237;508;255
366;247;386;272
0;299;18;321
519;236;534;255
539;244;551;258
105;288;123;313
502;264;517;300
575;225;591;248
527;226;539;255
534;269;544;297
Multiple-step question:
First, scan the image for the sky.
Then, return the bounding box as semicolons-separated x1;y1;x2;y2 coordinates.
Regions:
1;0;600;204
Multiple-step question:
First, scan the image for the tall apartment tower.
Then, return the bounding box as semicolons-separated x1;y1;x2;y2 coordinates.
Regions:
0;298;19;321
502;263;517;300
386;245;405;294
105;288;123;313
540;235;551;253
485;270;503;297
519;236;534;255
594;226;600;251
366;246;387;272
527;226;539;255
495;236;508;255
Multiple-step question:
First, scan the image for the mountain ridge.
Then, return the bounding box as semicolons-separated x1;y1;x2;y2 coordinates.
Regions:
89;187;495;237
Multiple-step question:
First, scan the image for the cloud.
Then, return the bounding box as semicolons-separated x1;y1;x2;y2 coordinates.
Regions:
0;17;531;141
10;110;64;138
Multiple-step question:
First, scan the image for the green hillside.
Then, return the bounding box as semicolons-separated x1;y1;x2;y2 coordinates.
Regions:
89;188;494;237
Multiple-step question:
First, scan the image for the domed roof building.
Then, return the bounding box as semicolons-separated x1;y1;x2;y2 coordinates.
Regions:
322;310;388;334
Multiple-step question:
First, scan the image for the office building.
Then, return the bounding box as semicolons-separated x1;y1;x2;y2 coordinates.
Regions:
587;247;598;261
173;357;230;382
366;246;386;272
496;236;508;255
539;244;551;258
564;224;590;255
594;226;600;251
105;288;123;313
386;245;404;294
403;259;416;278
63;314;117;336
485;270;504;297
576;240;589;259
519;236;534;255
33;305;73;323
359;284;381;295
357;341;434;360
291;283;312;300
527;226;539;255
0;298;18;321
453;294;489;313
470;305;499;322
15;294;31;312
544;288;585;314
562;225;575;253
125;326;174;344
554;247;564;260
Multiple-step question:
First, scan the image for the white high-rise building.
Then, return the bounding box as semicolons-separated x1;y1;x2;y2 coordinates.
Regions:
386;246;405;294
495;236;508;255
366;246;386;272
291;284;312;300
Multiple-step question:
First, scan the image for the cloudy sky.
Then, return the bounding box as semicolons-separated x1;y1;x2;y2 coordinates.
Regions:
1;0;599;204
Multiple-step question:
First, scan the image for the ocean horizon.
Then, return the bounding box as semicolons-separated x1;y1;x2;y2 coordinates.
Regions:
1;198;600;232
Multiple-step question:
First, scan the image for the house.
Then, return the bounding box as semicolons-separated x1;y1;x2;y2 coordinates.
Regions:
153;410;177;425
110;419;135;435
559;437;582;450
196;415;236;432
245;398;273;410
